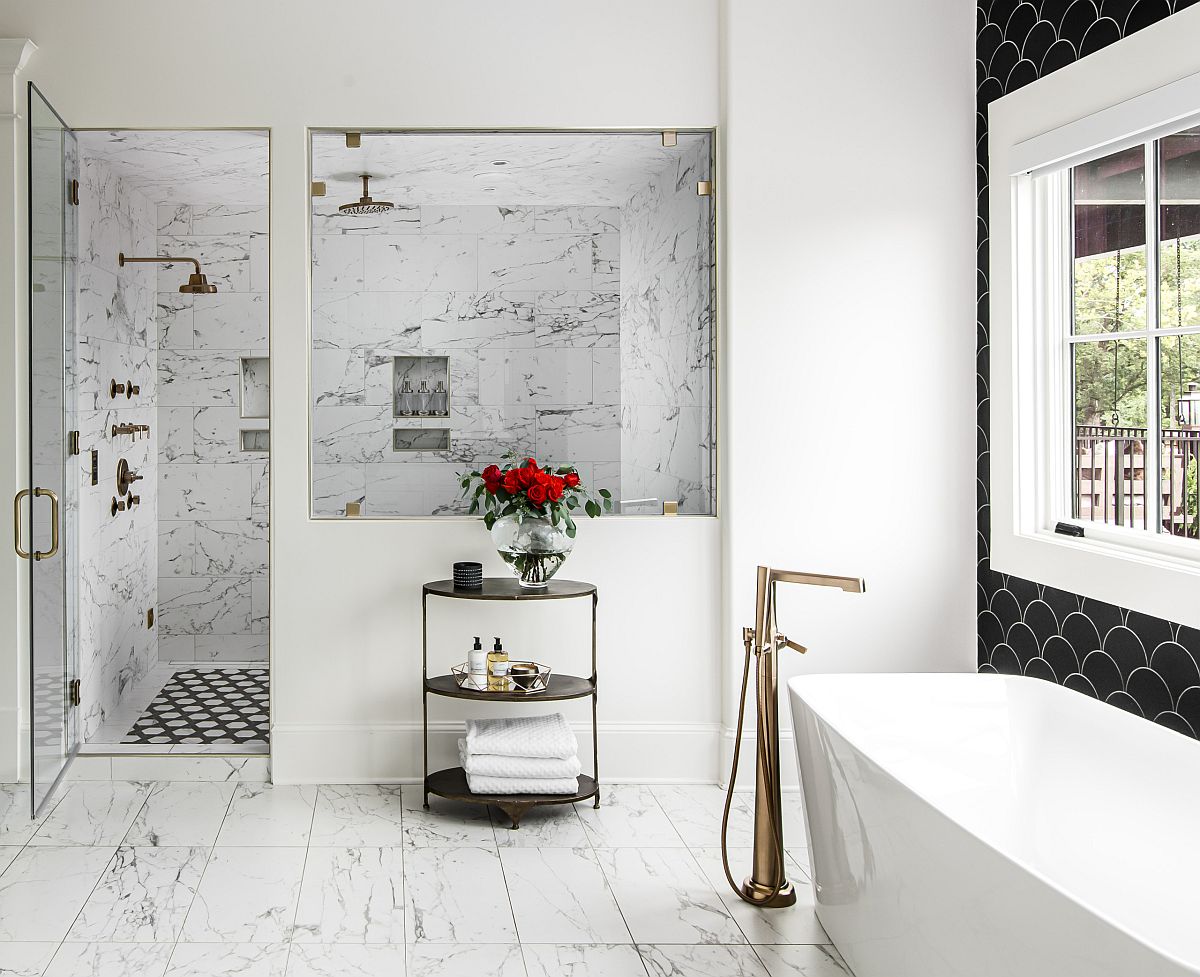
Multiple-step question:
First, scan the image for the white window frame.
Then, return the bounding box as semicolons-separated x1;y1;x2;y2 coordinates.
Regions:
989;8;1200;629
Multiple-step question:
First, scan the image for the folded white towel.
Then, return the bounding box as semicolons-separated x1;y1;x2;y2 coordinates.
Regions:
464;713;577;760
458;739;582;780
465;772;580;795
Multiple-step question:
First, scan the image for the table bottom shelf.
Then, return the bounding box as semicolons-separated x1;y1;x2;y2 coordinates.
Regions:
424;766;599;828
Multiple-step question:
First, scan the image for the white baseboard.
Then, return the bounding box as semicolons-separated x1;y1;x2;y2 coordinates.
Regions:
270;720;723;785
718;725;800;791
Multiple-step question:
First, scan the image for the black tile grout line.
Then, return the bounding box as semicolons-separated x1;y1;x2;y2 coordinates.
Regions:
279;782;324;977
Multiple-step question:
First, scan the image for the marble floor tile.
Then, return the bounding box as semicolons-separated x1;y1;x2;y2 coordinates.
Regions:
69;846;208;942
28;782;151;846
216;784;316;847
0;786;49;846
0;848;17;877
292;847;404;944
690;848;826;945
577;786;685;849
0;943;59;977
594;849;744;946
179;847;307;943
164;943;289;977
638;944;769;977
44;943;174;977
752;945;850;977
0;846;116;941
405;944;526;977
787;846;812;879
651;785;757;849
403;847;515;943
123;782;235;847
522;943;646;977
492;802;587;849
310;786;404;847
500;848;629;944
399;786;493;849
284;944;406;977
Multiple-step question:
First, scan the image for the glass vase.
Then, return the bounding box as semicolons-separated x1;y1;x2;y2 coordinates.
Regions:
490;510;574;588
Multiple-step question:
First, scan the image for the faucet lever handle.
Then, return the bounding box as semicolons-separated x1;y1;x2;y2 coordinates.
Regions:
775;633;807;655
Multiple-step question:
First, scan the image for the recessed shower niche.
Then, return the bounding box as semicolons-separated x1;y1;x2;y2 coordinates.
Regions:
309;129;716;518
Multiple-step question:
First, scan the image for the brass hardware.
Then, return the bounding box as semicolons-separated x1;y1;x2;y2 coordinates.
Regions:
345;131;361;148
339;174;394;216
146;608;155;629
13;489;30;560
344;501;361;517
311;180;327;197
89;449;98;485
127;494;141;508
32;488;58;560
116;458;142;496
663;500;678;515
67;430;80;456
111;497;126;516
119;252;217;294
111;423;150;438
662;130;677;148
720;566;865;909
697;180;713;196
68;679;80;707
109;379;139;400
68;178;79;206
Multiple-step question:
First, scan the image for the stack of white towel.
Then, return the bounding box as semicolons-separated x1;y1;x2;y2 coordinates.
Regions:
460;713;581;795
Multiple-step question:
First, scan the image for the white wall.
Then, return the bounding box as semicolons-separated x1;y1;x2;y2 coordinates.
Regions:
0;0;721;783
718;0;978;785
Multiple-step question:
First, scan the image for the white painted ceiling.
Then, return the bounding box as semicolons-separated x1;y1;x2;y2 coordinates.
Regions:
76;130;269;206
311;131;711;206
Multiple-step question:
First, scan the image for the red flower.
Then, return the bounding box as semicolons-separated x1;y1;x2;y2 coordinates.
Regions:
517;467;536;489
564;472;580;488
546;476;565;502
502;470;521;494
482;464;501;483
524;457;539;469
527;482;548;506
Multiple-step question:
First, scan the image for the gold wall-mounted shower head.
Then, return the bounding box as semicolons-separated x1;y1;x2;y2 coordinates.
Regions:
118;253;217;293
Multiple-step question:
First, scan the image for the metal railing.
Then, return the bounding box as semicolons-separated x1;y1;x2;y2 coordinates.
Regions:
1075;425;1200;538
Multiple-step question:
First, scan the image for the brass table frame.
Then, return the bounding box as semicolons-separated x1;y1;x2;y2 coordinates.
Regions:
421;577;599;827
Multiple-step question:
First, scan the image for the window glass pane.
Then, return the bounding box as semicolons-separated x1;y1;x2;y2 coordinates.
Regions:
1073;146;1146;335
1158;334;1200;539
1073;338;1149;529
1159;127;1200;331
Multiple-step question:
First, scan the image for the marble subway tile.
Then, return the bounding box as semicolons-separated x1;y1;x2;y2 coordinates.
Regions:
535;206;621;234
123;782;235;847
421;205;534;234
159;351;240;407
312;236;365;291
190;204;269;236
312;407;392;464
159;521;196;577
446;406;536;465
478;234;591;290
535;406;620;464
592;349;620;405
159;465;252;520
157;292;194;348
403;848;516;943
292;847;405;944
364;235;477;291
159;407;196;463
312;204;419;236
311;464;366;516
311;351;366;407
158;576;252;636
193;293;269;349
534;291;620;347
421;292;536;349
194;520;269;576
0;846;117;940
158;204;192;235
478;349;594;406
157;235;251;293
194;634;269;662
591;234;620;289
312;291;423;351
179;847;307;943
501;848;630;944
194;407;259;463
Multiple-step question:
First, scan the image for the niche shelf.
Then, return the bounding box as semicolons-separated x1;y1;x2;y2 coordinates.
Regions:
240;429;270;453
393;428;451;453
393;355;450;418
240;356;270;419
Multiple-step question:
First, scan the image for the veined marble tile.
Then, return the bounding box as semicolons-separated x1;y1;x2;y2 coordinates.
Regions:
216;784;316;847
399;786;494;849
421;205;534;235
108;756;269;783
403;848;515;943
159;407;196;463
478;349;594;406
158;204;193;235
29;781;151;847
577;785;684;849
0;785;49;846
479;234;591;290
194;521;268;576
535;406;620;464
312;205;419;236
312;236;365;291
194;635;269;662
501;848;629;944
0;943;58;977
421;292;536;349
157;293;194;349
312;464;366;516
45;943;174;977
190;205;269;236
158;521;195;578
0;848;17;876
193;407;258;462
0;846;117;940
312;292;423;351
193;293;269;349
251;461;269;512
638;945;768;977
534;291;619;347
446;406;536;465
158;576;252;636
591;234;620;290
522;944;646;977
179;846;306;943
159;351;240;407
535;206;621;234
69;845;208;942
157;235;251;293
311;351;366;407
241;356;270;418
309;786;404;847
311;407;391;464
284;944;407;977
158;635;196;662
78;264;153;347
364;235;477;291
622;406;708;486
292;847;404;944
492;802;587;849
159;464;252;520
406;944;526;977
164;943;288;977
691;848;825;945
361;464;431;516
592;349;620;405
651;785;756;849
77;337;156;412
124;782;235;847
752;945;849;977
250;575;269;634
594;848;744;945
249;235;268;294
621;328;712;409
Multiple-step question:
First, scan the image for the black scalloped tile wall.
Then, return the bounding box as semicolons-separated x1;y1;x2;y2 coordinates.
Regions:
977;0;1200;736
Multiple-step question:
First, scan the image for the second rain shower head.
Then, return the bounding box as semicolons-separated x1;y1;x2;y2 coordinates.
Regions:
339;174;394;216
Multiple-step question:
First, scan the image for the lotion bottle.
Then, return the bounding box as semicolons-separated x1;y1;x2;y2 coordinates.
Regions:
487;636;510;692
467;636;487;691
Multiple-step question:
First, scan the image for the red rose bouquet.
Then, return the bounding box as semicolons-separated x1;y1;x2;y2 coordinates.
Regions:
459;455;613;538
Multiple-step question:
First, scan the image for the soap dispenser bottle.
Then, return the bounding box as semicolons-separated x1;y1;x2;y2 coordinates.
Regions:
432;379;448;417
398;378;415;416
416;379;431;416
487;636;510;692
467;637;487;691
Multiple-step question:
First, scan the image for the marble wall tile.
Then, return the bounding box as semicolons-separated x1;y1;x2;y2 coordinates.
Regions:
535;407;620;464
312;407;392;464
312;236;365;291
240;355;270;418
189;204;268;236
158;635;196;662
158;204;192;235
157;293;193;348
421;205;534;235
311;351;366;407
535;206;621;234
312;204;420;236
195;634;269;662
591;233;620;290
251;577;269;635
446;406;536;465
362;465;432;517
159;407;195;464
364;235;478;291
312;291;424;351
251;461;269;514
534;291;619;347
478;349;594;405
421;292;537;349
312;464;366;516
592;349;620;405
159;521;195;577
159;576;252;636
478;234;591;290
194;520;268;576
193;293;269;349
194;406;264;463
160;350;240;406
249;234;268;292
160;465;252;520
156;234;251;293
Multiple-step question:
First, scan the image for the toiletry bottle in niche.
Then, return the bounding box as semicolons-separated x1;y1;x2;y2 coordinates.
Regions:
398;379;414;416
468;636;487;691
432;379;448;417
487;636;510;692
417;379;431;416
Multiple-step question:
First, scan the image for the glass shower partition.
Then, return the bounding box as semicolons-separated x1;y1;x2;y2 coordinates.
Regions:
26;84;79;816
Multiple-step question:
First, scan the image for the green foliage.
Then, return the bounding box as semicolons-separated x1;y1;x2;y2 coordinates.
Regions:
456;451;612;535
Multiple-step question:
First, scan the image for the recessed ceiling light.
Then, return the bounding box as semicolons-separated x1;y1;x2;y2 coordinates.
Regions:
482;186;497;192
491;160;509;166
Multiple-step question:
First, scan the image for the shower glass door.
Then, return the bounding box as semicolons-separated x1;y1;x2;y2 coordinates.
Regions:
27;84;79;816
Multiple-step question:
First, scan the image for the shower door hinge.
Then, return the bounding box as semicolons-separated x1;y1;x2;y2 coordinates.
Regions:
68;679;80;708
146;608;154;629
696;180;713;197
345;131;361;149
67;430;80;455
67;179;79;206
311;181;326;197
662;130;677;148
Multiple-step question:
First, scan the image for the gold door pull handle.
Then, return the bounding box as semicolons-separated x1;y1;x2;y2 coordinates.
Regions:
32;487;59;561
13;489;30;559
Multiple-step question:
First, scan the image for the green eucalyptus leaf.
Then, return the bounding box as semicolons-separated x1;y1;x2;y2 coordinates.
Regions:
468;499;479;514
598;488;612;498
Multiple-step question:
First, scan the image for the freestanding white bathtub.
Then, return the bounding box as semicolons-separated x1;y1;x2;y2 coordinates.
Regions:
788;673;1200;977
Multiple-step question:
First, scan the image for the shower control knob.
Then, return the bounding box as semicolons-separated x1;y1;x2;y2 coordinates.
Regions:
116;458;143;496
127;494;141;508
110;379;141;399
110;497;126;517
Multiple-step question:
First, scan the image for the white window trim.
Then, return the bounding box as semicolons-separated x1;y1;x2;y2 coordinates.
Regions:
989;7;1200;629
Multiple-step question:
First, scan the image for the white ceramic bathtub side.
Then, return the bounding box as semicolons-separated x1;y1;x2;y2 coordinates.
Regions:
788;673;1200;977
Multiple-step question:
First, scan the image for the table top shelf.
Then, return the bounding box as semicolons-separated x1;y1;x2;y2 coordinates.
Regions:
423;578;596;601
425;672;595;702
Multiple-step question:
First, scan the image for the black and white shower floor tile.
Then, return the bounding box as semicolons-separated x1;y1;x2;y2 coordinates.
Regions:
122;667;269;746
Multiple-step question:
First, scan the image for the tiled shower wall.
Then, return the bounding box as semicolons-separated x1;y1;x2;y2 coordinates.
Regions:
156;204;269;662
310;205;622;515
620;139;715;514
76;156;159;740
976;0;1200;735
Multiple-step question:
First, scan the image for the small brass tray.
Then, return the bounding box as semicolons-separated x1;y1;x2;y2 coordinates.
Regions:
451;660;552;695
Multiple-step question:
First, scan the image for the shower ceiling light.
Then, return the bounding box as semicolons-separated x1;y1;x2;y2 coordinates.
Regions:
338;174;395;215
118;252;217;294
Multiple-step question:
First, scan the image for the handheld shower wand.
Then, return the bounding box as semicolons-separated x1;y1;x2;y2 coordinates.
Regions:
720;566;865;907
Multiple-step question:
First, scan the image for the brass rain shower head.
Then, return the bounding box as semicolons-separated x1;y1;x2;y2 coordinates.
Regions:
339;174;394;216
118;253;217;294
